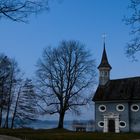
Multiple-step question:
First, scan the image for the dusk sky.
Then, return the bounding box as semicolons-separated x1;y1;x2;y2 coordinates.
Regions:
0;0;140;120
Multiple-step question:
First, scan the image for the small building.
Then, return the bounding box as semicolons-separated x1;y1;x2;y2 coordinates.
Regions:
75;126;86;132
93;43;140;133
72;121;87;132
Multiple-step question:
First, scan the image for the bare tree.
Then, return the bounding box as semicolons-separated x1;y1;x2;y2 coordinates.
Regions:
0;55;38;129
0;0;50;22
3;58;20;128
11;80;22;129
36;40;96;128
11;78;37;128
0;55;21;128
124;0;140;60
0;55;11;127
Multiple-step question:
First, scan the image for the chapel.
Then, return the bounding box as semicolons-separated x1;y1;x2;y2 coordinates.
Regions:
93;43;140;133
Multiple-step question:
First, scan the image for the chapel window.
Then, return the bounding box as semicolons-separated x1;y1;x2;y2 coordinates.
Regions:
98;121;104;127
99;105;106;112
131;104;139;112
119;121;126;128
116;104;125;111
104;71;108;76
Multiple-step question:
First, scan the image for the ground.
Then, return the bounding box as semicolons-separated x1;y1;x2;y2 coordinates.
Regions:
1;128;140;140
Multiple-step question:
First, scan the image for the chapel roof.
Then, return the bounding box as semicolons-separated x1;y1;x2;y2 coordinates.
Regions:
93;77;140;101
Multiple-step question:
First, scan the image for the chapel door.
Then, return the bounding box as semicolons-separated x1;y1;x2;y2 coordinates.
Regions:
108;119;115;132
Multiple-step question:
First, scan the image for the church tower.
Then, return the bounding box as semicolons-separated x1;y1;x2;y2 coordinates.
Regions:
98;43;112;85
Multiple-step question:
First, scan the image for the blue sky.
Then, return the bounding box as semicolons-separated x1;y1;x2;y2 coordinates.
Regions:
0;0;140;120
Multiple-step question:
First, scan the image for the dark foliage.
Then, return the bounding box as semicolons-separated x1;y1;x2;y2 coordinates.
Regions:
0;0;50;22
124;0;140;60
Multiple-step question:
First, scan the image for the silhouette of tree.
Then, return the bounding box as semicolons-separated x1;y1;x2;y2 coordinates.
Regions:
11;78;37;128
0;55;21;128
0;55;11;127
0;0;50;22
36;40;96;128
0;55;38;129
124;0;140;60
3;59;21;128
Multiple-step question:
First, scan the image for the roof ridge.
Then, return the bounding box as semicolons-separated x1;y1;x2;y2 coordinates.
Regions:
110;76;140;81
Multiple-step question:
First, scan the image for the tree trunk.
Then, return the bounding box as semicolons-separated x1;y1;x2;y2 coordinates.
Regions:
4;79;13;128
57;112;65;129
0;107;3;128
4;101;11;128
0;79;4;128
11;86;21;129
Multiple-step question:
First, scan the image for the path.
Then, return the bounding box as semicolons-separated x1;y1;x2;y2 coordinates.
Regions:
0;135;22;140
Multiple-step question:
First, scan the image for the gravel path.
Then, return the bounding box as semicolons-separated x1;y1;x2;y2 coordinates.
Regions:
0;135;22;140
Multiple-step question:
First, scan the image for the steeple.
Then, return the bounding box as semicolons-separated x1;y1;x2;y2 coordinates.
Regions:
98;42;112;86
98;43;112;69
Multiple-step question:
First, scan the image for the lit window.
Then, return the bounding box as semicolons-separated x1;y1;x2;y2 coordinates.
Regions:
131;104;139;112
99;105;106;112
119;121;126;128
98;121;104;127
116;104;125;111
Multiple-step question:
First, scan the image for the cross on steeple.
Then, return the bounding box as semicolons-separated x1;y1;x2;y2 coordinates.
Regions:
102;33;107;44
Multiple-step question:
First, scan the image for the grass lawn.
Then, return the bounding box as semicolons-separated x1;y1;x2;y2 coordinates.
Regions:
0;128;140;140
